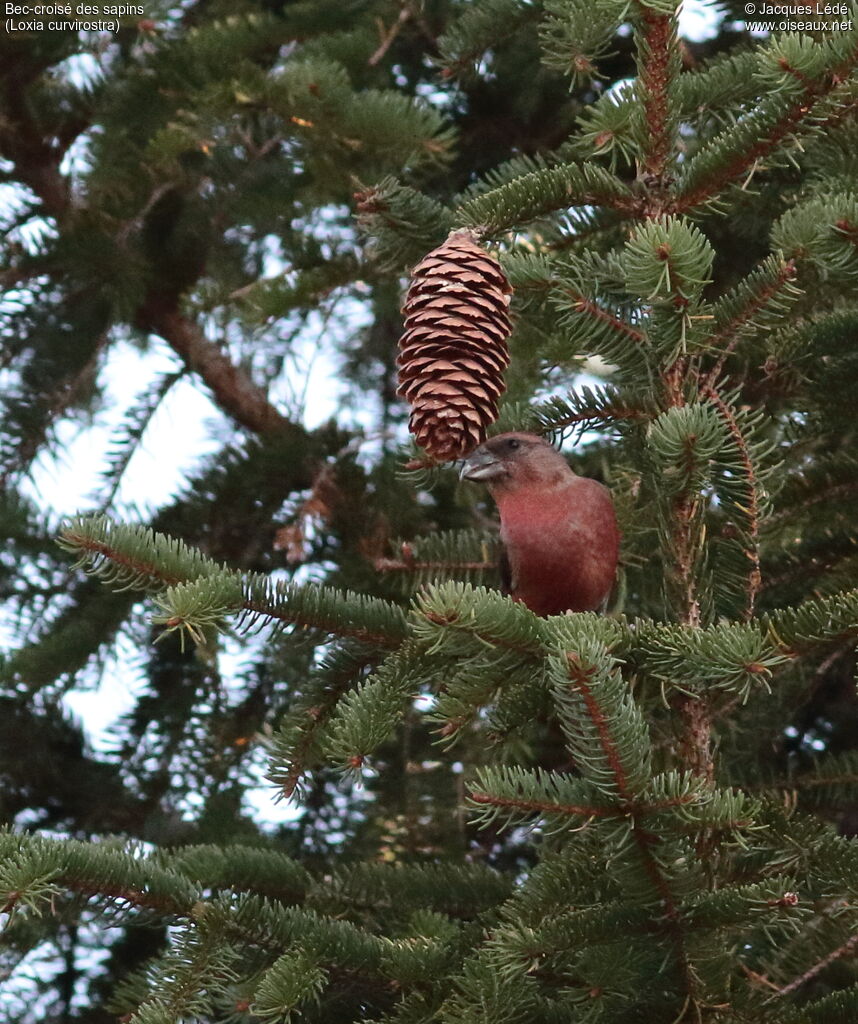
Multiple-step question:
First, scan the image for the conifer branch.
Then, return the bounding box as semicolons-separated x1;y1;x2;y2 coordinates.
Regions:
638;8;676;184
413;582;548;658
702;386;762;619
674;59;858;213
552;643;697;998
59;516;408;647
376;555;494;573
355;178;453;270
268;645;379;799
274;700;341;802
243;574;407;648
628;825;700;1009
563;650;634;801
455;163;637;234
654;371;717;782
529;386;655;436
467;781;698;821
775;931;858;998
171;846;312;903
767;461;858;526
559;287;647;346
274;707;337;801
374;532;500;593
324;639;463;772
699;258;799;391
0;833;197;920
468;789;615;820
59;516;223;591
436;0;538;81
765;589;858;658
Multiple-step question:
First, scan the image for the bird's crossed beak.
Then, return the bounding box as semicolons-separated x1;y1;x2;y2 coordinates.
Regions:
459;448;505;482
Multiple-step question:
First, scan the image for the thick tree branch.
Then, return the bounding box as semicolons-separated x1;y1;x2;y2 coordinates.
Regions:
1;75;75;221
143;303;295;437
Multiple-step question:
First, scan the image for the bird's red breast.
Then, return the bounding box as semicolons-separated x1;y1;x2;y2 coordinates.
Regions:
496;477;619;616
460;432;620;617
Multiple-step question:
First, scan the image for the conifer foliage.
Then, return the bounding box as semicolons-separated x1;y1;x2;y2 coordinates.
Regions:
3;3;858;1024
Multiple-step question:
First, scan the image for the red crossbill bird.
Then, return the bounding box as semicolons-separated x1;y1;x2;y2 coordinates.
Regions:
460;432;619;616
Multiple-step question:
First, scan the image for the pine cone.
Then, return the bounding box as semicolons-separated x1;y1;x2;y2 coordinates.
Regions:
398;229;512;462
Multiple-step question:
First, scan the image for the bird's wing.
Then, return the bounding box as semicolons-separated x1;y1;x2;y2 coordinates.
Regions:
498;542;513;595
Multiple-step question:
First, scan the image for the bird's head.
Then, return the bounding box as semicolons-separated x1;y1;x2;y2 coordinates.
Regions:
459;432;572;494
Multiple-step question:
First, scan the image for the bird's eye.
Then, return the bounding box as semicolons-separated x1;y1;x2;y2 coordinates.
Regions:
507;439;520;450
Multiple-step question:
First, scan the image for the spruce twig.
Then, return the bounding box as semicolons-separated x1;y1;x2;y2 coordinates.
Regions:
702;385;763;619
638;8;676;185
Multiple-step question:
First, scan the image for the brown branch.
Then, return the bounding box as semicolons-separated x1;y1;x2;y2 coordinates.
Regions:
565;652;632;798
776;56;815;92
565;649;699;1005
561;288;647;345
785;642;852;715
698;260;797;392
663;356;720;786
368;5;412;66
669;486;712;785
670;488;703;627
375;557;494;573
776;931;858;998
142;303;294;436
468;788;699;820
674;693;714;785
702;386;762;619
767;480;858;526
740;962;782;994
660;359;715;791
4;70;309;450
2;74;308;455
760;548;856;594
